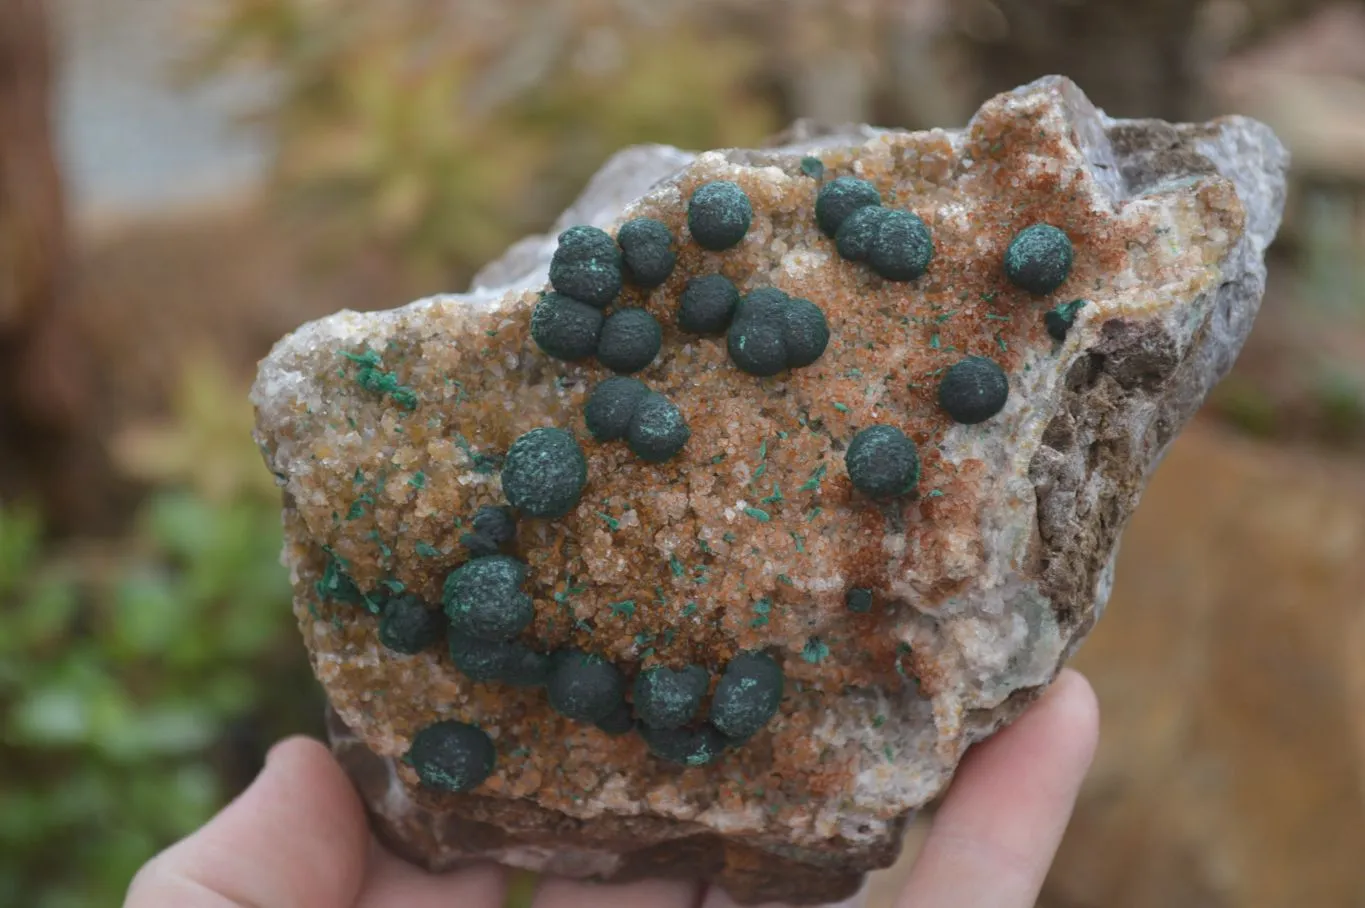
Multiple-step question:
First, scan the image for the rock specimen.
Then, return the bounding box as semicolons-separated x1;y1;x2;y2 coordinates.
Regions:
251;77;1286;904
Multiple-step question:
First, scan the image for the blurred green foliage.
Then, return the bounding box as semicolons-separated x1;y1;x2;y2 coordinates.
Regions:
0;360;314;907
196;0;779;284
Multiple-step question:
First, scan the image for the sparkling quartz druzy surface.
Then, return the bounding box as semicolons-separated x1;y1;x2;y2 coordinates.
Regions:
252;77;1287;904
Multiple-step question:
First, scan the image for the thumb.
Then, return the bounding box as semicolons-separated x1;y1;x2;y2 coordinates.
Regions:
125;736;371;908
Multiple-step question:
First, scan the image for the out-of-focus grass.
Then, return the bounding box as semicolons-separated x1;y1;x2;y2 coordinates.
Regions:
196;0;778;287
0;359;316;907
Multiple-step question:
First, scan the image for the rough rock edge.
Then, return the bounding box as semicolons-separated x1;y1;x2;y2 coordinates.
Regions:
254;77;1286;903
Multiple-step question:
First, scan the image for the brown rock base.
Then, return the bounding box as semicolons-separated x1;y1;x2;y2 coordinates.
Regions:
328;707;887;904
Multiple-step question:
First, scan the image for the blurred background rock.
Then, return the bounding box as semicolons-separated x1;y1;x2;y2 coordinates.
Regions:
0;1;1360;905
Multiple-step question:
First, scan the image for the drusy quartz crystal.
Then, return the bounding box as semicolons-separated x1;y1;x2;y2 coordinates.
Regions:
253;78;1286;905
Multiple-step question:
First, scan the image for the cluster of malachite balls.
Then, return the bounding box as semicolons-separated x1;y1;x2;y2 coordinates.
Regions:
818;176;934;282
726;288;830;377
532;222;672;373
584;376;690;463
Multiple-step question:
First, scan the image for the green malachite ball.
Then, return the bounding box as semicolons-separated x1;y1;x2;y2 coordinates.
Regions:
594;701;635;736
780;297;830;368
448;635;550;687
633;664;709;730
404;720;495;792
549;225;622;307
727;317;787;377
869;210;934;282
626;392;690;463
687;181;752;251
501;427;588;518
584;376;650;442
530;292;603;362
815;176;881;238
709;651;783;741
596;307;662;374
377;595;446;655
938;356;1009;425
678;274;739;335
442;555;533;642
638;723;728;767
547;650;626;722
835;205;886;262
617;217;676;288
845;425;920;499
1004;224;1073;295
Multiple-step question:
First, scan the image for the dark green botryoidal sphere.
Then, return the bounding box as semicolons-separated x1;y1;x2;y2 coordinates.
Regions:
735;286;790;321
596;307;663;374
845;425;920;499
678;274;739;335
584;376;650;442
687;181;752;251
549;225;622;307
627;392;690;463
404;719;495;792
638;723;728;767
846;588;874;614
815;176;881;238
547;649;626;722
1044;298;1088;341
781;297;830;368
460;504;517;557
834;205;886;262
633;664;709;730
709;651;783;741
530;292;603;362
378;595;446;655
594;701;636;736
728;317;788;377
1004;224;1073;295
449;635;550;687
442;555;533;641
938;356;1010;425
727;287;829;377
501;427;588;518
869;210;934;282
617;217;676;289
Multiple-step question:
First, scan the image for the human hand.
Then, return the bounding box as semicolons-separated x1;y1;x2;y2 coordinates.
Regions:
125;669;1097;908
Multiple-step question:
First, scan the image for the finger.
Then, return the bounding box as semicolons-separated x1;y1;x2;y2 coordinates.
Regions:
125;736;370;908
897;668;1099;908
533;875;703;908
699;878;868;907
355;843;507;908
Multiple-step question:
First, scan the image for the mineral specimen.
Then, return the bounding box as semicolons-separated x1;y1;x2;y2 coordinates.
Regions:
252;77;1287;904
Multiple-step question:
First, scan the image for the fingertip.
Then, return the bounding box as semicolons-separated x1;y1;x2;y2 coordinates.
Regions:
126;735;370;908
1046;668;1101;770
